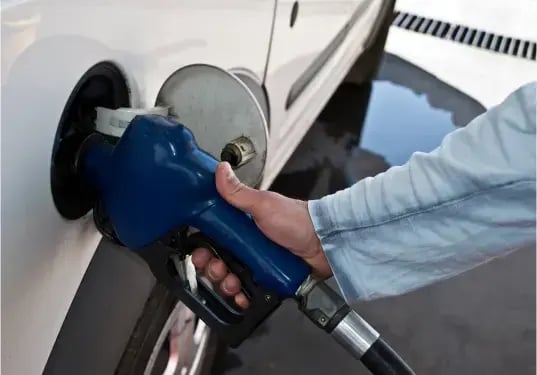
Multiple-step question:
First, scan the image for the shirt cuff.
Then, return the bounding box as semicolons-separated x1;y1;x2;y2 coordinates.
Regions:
308;193;366;302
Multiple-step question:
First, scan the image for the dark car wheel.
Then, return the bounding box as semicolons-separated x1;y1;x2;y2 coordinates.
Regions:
116;271;222;375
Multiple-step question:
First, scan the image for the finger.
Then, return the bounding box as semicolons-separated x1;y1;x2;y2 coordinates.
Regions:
205;258;227;282
215;162;261;214
191;248;213;269
220;273;241;296
234;292;250;309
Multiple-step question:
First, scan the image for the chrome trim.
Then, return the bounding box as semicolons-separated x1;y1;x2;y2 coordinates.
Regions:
331;310;380;358
295;274;318;298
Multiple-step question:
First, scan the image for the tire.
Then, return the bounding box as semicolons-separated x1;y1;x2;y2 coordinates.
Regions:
115;282;224;375
344;0;395;85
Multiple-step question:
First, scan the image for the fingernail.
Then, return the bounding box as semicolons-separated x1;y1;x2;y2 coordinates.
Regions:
224;163;238;184
222;280;231;293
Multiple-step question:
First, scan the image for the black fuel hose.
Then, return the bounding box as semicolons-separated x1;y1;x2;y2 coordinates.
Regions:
298;280;415;375
329;308;415;375
361;337;415;375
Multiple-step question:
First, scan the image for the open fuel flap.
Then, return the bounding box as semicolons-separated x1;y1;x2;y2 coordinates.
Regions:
155;64;269;188
51;63;267;221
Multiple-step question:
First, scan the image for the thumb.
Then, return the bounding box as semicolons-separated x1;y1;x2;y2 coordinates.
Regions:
215;162;261;214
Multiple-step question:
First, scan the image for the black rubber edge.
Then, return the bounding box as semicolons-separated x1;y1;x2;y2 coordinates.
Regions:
50;61;130;219
361;337;415;375
324;304;351;333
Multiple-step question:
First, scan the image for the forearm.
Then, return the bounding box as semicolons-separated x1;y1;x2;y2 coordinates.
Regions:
309;82;536;302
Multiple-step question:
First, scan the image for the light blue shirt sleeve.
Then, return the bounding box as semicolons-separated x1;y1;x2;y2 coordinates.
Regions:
308;82;536;302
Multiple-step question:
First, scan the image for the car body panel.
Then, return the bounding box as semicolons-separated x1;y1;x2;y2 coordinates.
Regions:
1;2;274;373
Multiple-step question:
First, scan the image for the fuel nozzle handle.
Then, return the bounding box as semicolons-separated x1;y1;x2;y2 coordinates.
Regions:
297;280;415;375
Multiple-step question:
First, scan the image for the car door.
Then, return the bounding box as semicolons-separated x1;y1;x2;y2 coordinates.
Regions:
1;1;275;374
263;0;360;139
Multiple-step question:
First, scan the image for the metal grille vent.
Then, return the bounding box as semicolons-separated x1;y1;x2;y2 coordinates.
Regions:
392;11;536;61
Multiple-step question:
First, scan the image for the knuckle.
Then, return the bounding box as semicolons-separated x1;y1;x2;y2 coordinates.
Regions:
228;180;246;197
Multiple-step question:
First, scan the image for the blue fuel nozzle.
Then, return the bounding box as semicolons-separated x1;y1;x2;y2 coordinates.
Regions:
82;114;310;298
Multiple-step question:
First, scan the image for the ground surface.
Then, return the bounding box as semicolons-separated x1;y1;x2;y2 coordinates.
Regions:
211;52;536;375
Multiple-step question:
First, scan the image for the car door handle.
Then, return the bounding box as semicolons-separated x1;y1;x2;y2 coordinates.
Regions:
290;1;299;28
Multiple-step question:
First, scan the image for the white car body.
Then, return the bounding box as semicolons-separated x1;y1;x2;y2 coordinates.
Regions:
1;1;386;373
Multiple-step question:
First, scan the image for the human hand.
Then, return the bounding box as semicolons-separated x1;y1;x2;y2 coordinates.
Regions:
191;162;331;309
